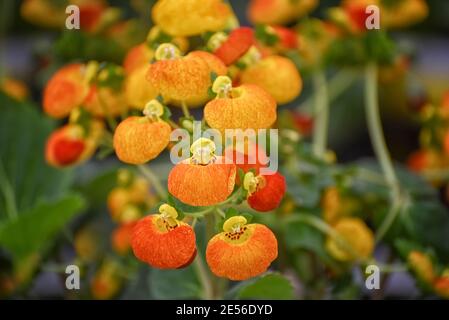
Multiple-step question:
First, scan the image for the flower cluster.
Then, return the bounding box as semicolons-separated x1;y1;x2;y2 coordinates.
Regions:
407;90;449;184
408;250;449;299
107;169;158;255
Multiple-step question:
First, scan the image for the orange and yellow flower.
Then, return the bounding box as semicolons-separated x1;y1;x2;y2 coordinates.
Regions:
125;65;158;110
43;64;89;119
408;250;435;284
325;217;374;262
434;275;449;299
112;222;136;255
204;76;277;132
240;55;302;104
1;77;29;101
244;171;286;212
147;44;227;107
152;0;232;37
91;259;122;300
107;176;156;223
206;216;278;280
113;101;172;164
123;43;154;75
131;204;197;269
45;120;104;167
83;85;127;118
248;0;317;25
168;138;236;207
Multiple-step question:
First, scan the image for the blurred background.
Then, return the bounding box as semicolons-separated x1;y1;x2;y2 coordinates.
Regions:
1;0;449;300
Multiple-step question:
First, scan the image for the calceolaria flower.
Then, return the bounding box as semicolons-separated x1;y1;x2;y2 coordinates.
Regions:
240;55;303;104
125;65;158;110
147;44;227;107
45;119;104;167
107;173;156;223
408;250;435;284
152;0;232;37
123;43;154;75
206;216;278;280
112;222;136;256
325;217;374;262
204;76;277;132
0;77;29;101
331;0;428;32
244;171;286;212
113;100;171;164
248;0;318;25
43;63;89;119
91;259;123;300
168;138;236;206
131;204;197;269
434;273;449;299
83;84;127;118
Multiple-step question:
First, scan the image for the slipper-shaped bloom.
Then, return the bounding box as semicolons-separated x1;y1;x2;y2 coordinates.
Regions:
131;204;197;269
325;217;374;262
206;216;278;280
248;0;318;25
123;43;154;75
113;100;172;164
244;171;286;212
125;64;158;110
147;44;227;107
43;63;89;118
204;76;277;132
434;276;449;299
83;84;128;117
241;55;302;104
152;0;232;37
168;138;236;206
408;250;435;284
112;222;136;255
45;120;104;167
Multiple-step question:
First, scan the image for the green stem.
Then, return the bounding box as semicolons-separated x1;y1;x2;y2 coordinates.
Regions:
181;101;191;118
297;70;356;113
215;207;226;218
0;160;18;220
137;164;167;200
364;63;402;242
364;63;400;199
312;70;329;158
193;254;213;300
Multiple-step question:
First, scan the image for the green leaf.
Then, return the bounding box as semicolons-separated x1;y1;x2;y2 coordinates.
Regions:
0;93;74;217
0;194;86;260
55;30;127;64
149;265;202;299
402;200;449;261
237;273;294;300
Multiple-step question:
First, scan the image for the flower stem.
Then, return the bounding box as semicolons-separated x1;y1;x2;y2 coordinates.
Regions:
137;164;167;200
181;101;191;118
193;254;214;300
312;70;329;158
364;62;402;242
297;69;356;113
364;63;400;197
